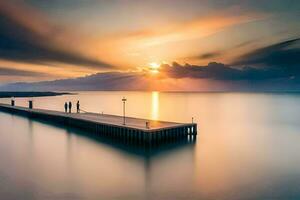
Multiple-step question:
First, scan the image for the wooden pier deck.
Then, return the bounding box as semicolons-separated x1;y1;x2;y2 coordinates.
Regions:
0;103;197;145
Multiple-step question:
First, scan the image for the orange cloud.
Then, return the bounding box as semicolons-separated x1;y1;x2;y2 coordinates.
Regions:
83;9;268;69
118;10;267;43
0;1;271;83
0;0;114;72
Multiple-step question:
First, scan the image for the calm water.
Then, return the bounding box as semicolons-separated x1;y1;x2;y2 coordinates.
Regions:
1;91;300;200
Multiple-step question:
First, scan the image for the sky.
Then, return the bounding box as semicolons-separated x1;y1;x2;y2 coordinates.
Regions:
0;0;299;91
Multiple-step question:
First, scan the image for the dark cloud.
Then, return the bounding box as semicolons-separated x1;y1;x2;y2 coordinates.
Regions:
160;62;287;81
187;40;256;61
167;38;300;81
198;52;221;59
0;67;48;77
0;1;113;69
234;38;300;69
1;68;299;92
234;40;256;49
0;72;149;91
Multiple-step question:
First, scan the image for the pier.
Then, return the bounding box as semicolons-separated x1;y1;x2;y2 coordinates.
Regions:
0;103;197;146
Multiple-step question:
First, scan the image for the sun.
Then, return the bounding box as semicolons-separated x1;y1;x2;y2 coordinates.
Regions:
149;62;160;73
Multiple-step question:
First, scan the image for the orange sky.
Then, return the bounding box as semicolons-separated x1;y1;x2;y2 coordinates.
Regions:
0;0;299;84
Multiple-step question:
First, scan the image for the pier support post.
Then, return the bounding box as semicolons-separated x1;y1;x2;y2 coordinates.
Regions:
28;100;33;109
193;124;197;136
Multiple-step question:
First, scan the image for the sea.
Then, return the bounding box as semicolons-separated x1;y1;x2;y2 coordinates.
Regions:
0;91;300;200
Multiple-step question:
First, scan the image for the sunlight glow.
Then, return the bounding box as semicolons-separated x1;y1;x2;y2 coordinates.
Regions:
150;62;160;69
151;91;159;120
149;62;160;73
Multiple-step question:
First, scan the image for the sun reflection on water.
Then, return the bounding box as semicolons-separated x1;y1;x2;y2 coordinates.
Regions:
151;91;159;120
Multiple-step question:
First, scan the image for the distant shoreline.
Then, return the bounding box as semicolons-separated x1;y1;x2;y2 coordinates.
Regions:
0;91;72;98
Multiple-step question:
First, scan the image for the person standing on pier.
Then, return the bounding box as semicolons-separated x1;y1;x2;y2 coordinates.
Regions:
68;101;72;113
76;101;80;113
64;102;68;113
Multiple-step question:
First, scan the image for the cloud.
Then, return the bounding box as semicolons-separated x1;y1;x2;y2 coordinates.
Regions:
163;38;300;81
160;61;289;81
0;66;48;77
0;72;150;91
233;38;300;69
1;66;299;92
186;51;222;61
0;1;113;69
2;58;296;91
115;9;267;47
198;52;221;59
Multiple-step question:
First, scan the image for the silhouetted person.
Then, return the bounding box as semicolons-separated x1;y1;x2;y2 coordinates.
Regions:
76;101;80;113
64;102;68;113
68;101;72;113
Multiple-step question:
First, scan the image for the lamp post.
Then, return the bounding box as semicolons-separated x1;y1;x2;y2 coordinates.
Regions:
122;97;127;125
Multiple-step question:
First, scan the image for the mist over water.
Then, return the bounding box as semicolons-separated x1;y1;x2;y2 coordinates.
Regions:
1;91;300;200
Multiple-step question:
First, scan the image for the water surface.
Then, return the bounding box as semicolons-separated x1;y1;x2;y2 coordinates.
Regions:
1;91;300;200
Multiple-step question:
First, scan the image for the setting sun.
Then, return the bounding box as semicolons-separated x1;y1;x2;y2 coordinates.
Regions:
149;62;160;73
